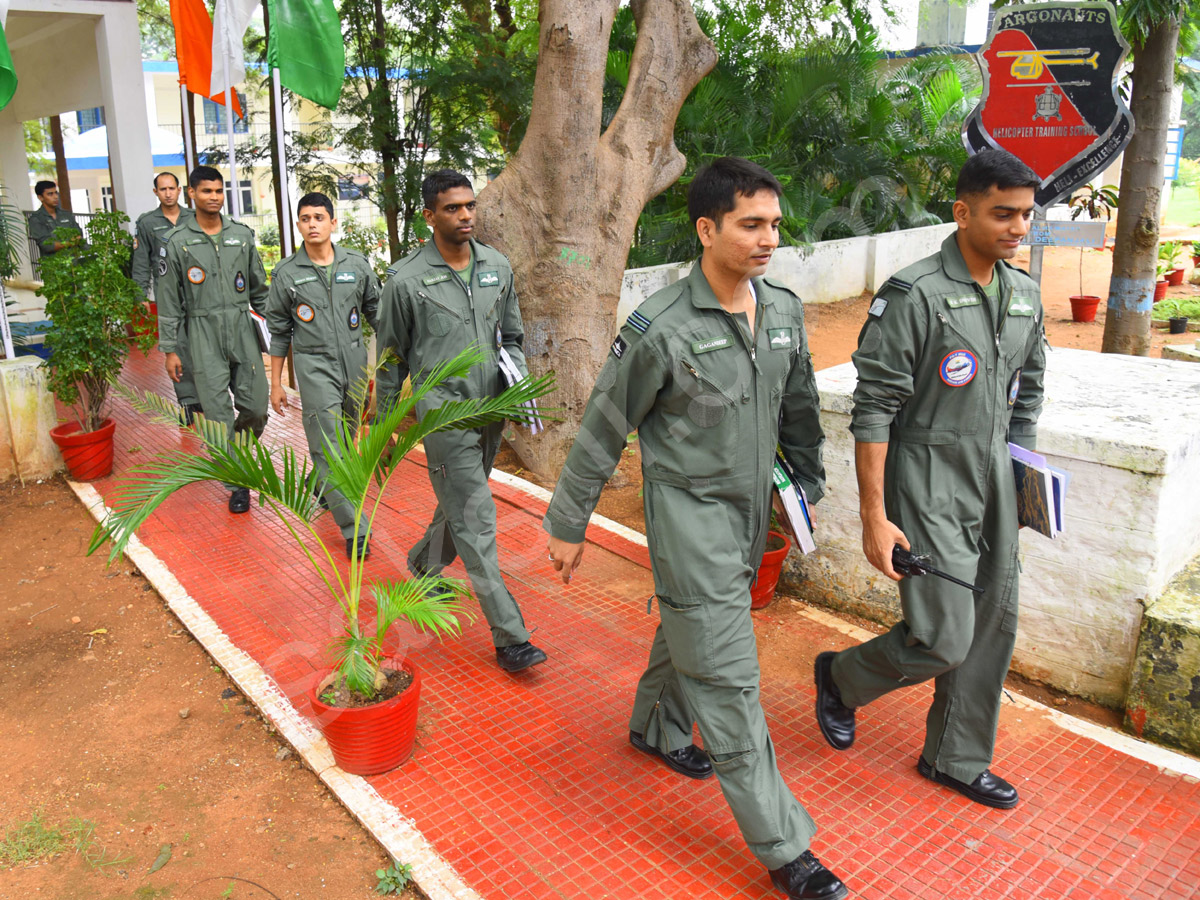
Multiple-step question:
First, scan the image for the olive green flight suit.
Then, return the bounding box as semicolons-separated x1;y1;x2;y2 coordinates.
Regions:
29;206;82;257
133;205;200;409
544;265;826;870
156;215;269;446
834;231;1046;786
375;239;533;649
266;244;381;539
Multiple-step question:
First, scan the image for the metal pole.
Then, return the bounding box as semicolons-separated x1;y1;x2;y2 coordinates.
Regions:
272;68;294;258
179;84;196;174
0;283;14;361
1028;209;1046;286
221;51;241;219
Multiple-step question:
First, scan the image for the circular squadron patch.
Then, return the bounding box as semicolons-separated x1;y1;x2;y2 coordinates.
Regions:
296;303;315;323
187;265;206;284
939;349;978;387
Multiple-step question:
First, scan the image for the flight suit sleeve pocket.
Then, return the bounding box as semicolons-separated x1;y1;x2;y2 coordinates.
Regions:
656;596;717;680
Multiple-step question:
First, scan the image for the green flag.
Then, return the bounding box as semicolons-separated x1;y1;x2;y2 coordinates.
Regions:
267;0;344;110
0;17;17;112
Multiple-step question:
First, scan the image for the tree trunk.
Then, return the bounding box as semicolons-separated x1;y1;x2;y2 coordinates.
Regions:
370;0;402;259
1101;15;1181;356
50;116;72;210
475;0;716;477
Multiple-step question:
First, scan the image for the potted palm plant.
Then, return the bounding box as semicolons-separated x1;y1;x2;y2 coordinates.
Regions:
1066;184;1117;322
38;210;154;478
89;348;554;775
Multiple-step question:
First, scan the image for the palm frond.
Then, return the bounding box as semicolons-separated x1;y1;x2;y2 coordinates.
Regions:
371;574;476;645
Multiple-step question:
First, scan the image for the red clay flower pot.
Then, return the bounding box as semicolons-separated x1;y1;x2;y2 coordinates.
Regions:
309;657;421;776
49;418;116;480
1166;268;1186;287
1069;295;1101;323
751;531;791;610
1153;280;1168;304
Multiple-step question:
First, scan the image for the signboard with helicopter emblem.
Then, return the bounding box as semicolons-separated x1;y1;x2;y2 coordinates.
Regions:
962;1;1133;212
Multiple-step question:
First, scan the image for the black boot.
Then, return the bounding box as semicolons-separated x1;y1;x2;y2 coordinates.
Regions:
769;851;849;900
814;652;856;750
495;641;547;672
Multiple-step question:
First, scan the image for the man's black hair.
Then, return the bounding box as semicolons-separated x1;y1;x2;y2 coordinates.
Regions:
297;192;335;218
34;180;56;197
956;150;1039;199
189;165;224;189
687;157;782;227
421;170;472;211
153;172;180;189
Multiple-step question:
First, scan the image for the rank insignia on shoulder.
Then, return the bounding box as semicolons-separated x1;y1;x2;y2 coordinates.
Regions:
626;309;652;334
348;306;360;329
234;271;246;293
885;276;912;291
868;296;888;318
611;336;628;359
423;273;451;286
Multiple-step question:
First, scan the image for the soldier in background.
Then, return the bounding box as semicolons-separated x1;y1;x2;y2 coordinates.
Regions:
29;181;82;258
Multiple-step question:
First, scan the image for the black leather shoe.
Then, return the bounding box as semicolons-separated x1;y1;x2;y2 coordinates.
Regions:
629;730;714;780
769;850;849;900
814;651;855;750
495;641;547;672
228;487;251;514
918;756;1019;809
346;536;370;561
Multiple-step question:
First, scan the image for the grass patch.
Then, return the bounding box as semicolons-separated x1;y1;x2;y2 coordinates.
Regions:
1165;185;1200;227
0;812;65;867
1151;298;1200;321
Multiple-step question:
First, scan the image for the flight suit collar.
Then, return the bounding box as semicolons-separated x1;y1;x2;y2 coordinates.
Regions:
291;242;347;271
180;213;230;236
940;231;1023;295
685;260;777;312
419;237;490;271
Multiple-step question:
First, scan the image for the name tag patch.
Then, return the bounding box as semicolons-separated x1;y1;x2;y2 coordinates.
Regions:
423;273;451;286
1008;297;1035;316
611;336;628;359
293;275;318;286
478;270;500;287
296;303;315;323
768;328;792;350
691;335;733;354
939;349;978;387
187;265;206;285
947;295;980;309
335;271;356;284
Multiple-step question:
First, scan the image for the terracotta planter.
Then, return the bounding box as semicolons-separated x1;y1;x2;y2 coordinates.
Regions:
750;531;791;610
1166;268;1186;287
309;657;421;775
1069;295;1100;323
1154;280;1168;304
49;418;116;480
1191;255;1200;268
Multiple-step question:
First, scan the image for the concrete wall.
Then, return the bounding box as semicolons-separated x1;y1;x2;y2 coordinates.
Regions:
783;349;1200;708
617;223;956;326
0;357;63;482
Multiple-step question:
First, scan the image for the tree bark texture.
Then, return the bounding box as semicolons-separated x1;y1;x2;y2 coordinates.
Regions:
476;0;716;477
1101;16;1181;356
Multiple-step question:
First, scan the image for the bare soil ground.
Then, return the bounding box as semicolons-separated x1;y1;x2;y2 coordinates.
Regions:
0;479;421;900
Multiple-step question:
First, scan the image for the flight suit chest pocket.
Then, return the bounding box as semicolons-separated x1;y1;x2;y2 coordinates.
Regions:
1001;297;1037;364
903;310;987;438
417;288;466;337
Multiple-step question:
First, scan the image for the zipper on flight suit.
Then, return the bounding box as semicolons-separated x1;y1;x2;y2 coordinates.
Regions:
416;290;468;324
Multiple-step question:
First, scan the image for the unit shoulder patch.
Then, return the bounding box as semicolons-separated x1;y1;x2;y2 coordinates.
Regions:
611;336;628;359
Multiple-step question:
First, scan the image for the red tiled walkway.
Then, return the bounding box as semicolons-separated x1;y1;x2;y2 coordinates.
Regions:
84;352;1200;900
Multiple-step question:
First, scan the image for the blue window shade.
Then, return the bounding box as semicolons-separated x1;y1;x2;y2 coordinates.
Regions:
202;93;248;134
77;107;105;132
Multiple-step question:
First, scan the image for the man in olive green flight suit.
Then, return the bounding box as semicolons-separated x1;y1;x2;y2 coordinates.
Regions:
545;158;848;900
375;169;547;674
29;181;82;259
157;165;270;514
132;172;201;419
266;192;380;561
814;150;1046;812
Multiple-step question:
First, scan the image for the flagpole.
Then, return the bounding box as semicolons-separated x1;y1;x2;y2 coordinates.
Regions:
221;49;241;219
272;67;293;258
179;84;196;174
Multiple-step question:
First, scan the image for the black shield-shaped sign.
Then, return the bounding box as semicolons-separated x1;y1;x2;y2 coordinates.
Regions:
962;1;1133;211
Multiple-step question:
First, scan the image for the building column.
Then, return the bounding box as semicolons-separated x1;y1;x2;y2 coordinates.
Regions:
0;121;35;280
93;5;154;223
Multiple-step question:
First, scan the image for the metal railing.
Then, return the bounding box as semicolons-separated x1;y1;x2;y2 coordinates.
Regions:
25;210;99;280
